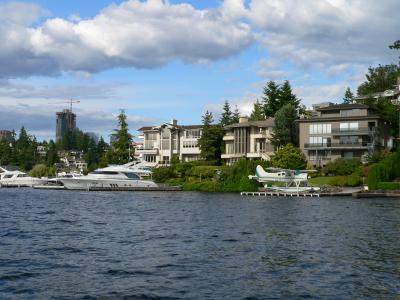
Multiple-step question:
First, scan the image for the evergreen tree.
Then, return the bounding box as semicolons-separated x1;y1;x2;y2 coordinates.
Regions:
198;111;224;163
15;127;36;171
357;64;400;96
232;105;240;123
105;110;133;164
262;81;281;118
84;137;98;170
202;110;214;126
271;104;298;147
46;140;59;166
97;137;109;167
343;87;355;104
0;139;13;166
220;100;233;126
249;99;265;121
278;80;301;108
389;40;400;49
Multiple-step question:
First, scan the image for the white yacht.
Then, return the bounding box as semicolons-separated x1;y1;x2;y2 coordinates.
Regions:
0;167;47;187
59;165;158;190
123;161;153;177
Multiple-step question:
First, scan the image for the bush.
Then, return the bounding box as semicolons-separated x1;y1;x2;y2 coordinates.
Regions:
322;158;361;176
183;180;221;192
29;164;56;177
152;166;175;183
271;144;306;170
330;173;362;187
376;182;400;190
367;151;400;189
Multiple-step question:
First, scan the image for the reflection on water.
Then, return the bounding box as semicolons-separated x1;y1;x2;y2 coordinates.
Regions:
0;189;399;299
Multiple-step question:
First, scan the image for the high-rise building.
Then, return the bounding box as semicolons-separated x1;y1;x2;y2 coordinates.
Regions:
56;109;76;142
0;130;12;141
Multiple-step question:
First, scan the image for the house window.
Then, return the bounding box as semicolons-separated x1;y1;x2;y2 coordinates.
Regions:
309;123;331;134
340;122;359;131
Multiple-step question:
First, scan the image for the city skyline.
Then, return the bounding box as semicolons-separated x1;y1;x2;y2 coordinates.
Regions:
0;0;399;141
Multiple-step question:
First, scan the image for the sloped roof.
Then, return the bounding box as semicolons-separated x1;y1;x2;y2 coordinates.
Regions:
137;124;203;131
316;103;368;111
224;118;275;129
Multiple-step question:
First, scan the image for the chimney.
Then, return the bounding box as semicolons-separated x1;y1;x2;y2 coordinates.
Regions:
239;116;249;124
170;119;178;126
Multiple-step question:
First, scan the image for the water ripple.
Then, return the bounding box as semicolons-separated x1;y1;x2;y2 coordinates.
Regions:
0;189;399;299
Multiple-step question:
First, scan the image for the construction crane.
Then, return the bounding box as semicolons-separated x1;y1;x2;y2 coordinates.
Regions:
48;99;80;112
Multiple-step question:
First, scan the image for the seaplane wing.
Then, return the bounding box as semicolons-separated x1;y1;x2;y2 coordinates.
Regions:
249;165;310;183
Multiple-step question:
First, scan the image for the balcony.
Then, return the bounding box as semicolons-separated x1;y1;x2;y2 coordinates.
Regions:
137;149;158;155
223;134;234;141
304;142;369;149
331;127;374;136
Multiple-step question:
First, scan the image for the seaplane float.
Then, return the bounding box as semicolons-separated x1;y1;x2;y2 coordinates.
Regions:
248;165;320;193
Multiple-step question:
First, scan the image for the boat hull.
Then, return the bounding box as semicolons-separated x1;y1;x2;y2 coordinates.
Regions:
60;178;158;190
0;178;47;187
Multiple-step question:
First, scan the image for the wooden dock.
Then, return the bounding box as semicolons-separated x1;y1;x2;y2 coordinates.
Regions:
240;191;320;197
240;191;354;197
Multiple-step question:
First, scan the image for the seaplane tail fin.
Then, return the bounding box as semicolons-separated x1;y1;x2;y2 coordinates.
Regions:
255;165;268;178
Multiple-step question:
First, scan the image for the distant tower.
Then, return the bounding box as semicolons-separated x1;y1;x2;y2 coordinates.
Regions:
56;109;76;142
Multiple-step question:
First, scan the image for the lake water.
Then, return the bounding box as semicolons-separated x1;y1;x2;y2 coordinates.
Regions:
0;189;399;299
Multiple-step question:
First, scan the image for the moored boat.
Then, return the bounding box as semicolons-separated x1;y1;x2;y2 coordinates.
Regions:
59;165;158;190
0;167;47;187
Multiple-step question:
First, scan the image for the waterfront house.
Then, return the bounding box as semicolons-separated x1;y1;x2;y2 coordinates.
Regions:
297;103;392;168
221;116;275;165
137;120;202;166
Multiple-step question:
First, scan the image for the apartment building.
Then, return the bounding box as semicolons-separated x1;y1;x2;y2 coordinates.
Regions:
0;130;12;141
297;103;392;168
221;117;275;165
137;120;202;166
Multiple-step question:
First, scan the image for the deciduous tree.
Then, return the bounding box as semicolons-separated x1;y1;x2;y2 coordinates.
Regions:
271;144;306;170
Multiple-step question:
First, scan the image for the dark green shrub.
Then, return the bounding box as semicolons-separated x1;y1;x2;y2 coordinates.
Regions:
330;173;361;187
367;151;400;189
322;158;361;176
376;182;400;190
346;173;362;187
152;166;175;183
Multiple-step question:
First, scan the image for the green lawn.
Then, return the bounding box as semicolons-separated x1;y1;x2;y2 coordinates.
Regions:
309;176;334;186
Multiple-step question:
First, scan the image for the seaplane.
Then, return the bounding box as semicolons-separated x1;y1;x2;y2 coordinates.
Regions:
248;165;320;193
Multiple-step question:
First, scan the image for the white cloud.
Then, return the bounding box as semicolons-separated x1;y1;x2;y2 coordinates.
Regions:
294;82;348;106
246;0;400;72
0;0;254;78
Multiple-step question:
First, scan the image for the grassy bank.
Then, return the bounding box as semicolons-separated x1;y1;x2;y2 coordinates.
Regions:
153;159;270;192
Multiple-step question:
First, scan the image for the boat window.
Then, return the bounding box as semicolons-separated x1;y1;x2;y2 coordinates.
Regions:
91;171;119;175
17;174;27;178
3;174;13;179
123;172;140;180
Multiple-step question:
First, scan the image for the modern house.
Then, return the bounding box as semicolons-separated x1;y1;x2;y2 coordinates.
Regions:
297;103;392;168
221;117;275;165
137;120;202;166
355;77;400;104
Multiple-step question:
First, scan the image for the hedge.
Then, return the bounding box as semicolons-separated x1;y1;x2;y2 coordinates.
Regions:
367;151;400;189
376;182;400;190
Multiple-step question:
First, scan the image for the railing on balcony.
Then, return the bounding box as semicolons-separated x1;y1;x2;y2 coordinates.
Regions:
304;142;369;148
331;127;374;135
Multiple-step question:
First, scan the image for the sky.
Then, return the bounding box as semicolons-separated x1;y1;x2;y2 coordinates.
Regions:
0;0;399;142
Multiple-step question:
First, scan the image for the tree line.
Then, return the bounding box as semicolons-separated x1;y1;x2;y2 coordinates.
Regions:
0;110;134;172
